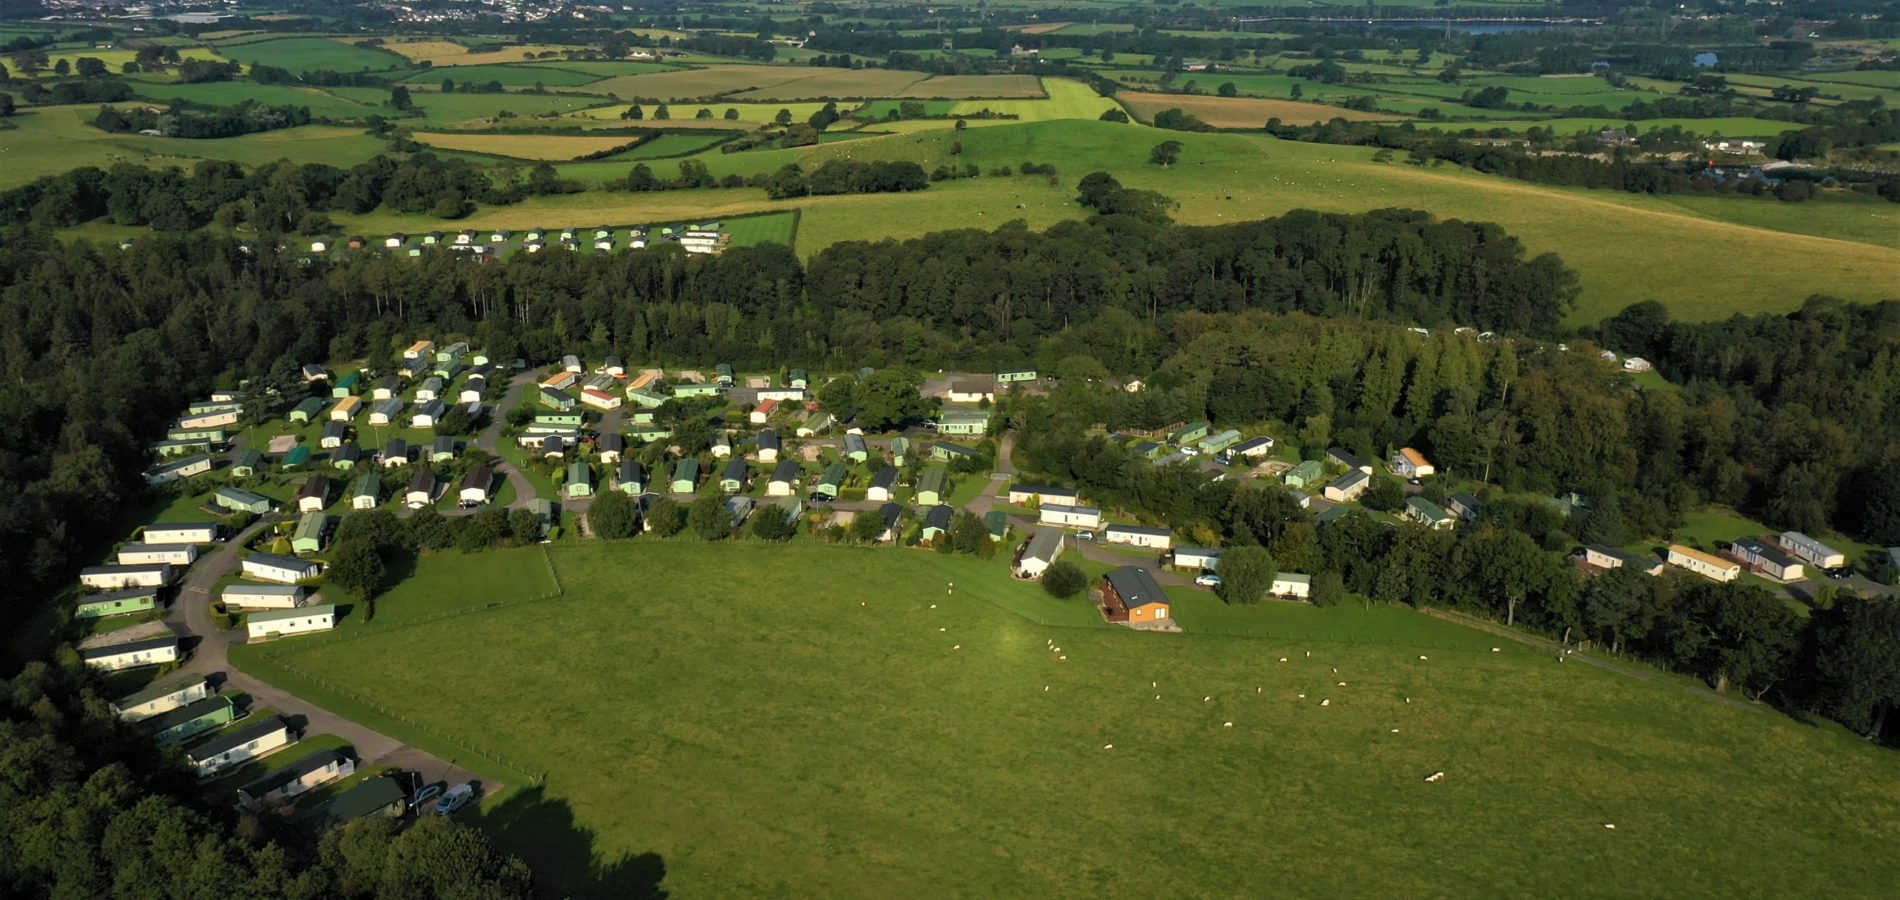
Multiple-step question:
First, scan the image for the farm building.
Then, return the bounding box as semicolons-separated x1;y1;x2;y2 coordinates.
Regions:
146;454;213;485
221;584;307;610
214;487;272;514
1667;545;1741;582
938;409;989;436
1100;566;1171;625
720;458;751;493
76;588;159;620
1170;547;1222;571
920;505;955;542
1323;471;1370;503
915;468;949;507
302;775;408;831
242;553;321;585
238;749;356;811
1039;504;1103;530
868;466;900;502
1271;573;1312;600
112;676;211;722
144;522;216;545
1582;545;1663;575
1013;528;1066;579
405;468;437;507
81;564;174;590
768;459;802;497
615;460;647;494
83;636;181;672
247;604;337;640
292;512;330;554
671;458;700;493
944;380;994;404
459;467;494;506
1327;447;1372;474
1284;460;1326;488
296;476;331;513
1730;536;1806;582
116;539;200;566
1778;532;1845;570
1009;485;1080;507
1403;497;1456;530
142;695;236;746
188;716;292;776
1105;524;1173;550
566;463;595;498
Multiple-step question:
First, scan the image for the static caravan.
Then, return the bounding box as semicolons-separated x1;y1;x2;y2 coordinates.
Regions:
1232;436;1276;458
1270;573;1312;600
144;522;217;546
177;408;240;430
1778;531;1845;570
767;459;802;497
351;473;381;510
1667;545;1741;582
82;635;181;672
1171;547;1222;571
1730;536;1806;582
1323;470;1370;503
1105;524;1173;550
368;399;404;426
238;749;356;811
80;564;174;590
1582;545;1662;576
330;396;361;421
141;695;236;746
915;468;948;507
937;409;988;436
247;604;337;640
1039;504;1103;530
405;468;437;507
221;583;307;610
214;487;272;514
76;588;159;620
404;340;435;360
582;387;622;410
242;553;321;585
459;466;494;506
867;466;900;502
112;675;211;722
146;454;213;485
1014;528;1066;579
188;716;292;776
1392;448;1436;479
1007;485;1080;507
116;543;199;567
291;512;329;554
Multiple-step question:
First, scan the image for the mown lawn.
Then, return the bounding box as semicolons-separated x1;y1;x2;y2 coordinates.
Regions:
238;541;1900;899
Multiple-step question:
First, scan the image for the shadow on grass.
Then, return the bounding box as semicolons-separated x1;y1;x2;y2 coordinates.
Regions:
475;784;666;900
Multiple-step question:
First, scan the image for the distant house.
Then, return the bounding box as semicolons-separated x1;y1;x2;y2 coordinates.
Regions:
331;395;362;421
1105;524;1173;550
539;388;576;411
1323;470;1370;503
1270;573;1312;600
920;504;955;542
1039;504;1103;530
302;775;407;831
76;588;159;620
1391;448;1435;479
566;462;594;498
867;466;900;502
1326;447;1372;474
1402;497;1455;530
321;421;347;449
1778;531;1845;570
230;450;263;479
291;512;330;554
916;467;949;507
997;368;1037;383
938;408;989;436
1582;545;1663;576
843;433;868;462
1170;547;1221;571
932;441;980;464
815;463;848;498
1014;528;1066;579
112;675;211;722
141;695;235;746
247;604;336;640
670;458;699;494
238;748;355;811
1730;536;1806;582
80;564;174;590
405;468;437;507
187;716;292;776
242;553;321;585
1232;436;1276;459
1100;566;1171;625
720;458;751;493
944;379;994;404
221;584;306;610
296;476;331;513
214;487;273;514
380;440;410;469
796;411;834;438
459;467;494;506
614;460;648;495
1447;493;1484;523
83;635;180;672
1667;544;1740;582
144;522;216;545
1008;485;1079;507
764;458;804;497
1284;459;1326;488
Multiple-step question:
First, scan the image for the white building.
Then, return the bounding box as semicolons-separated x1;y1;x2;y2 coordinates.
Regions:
82;636;181;672
221;584;307;610
1323;471;1370;502
116;543;199;567
237;749;355;811
143;523;216;545
1391;448;1435;479
1778;531;1845;570
1038;504;1103;529
1007;485;1080;507
1582;545;1662;575
1271;573;1312;600
1104;524;1173;550
241;553;321;585
1668;545;1740;582
112;676;211;722
187;716;292;776
1014;528;1065;579
1171;547;1222;571
247;603;337;640
582;388;622;410
80;564;174;590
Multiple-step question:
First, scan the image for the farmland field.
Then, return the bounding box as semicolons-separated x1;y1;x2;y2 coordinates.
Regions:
725;69;930;101
565;64;835;100
519;60;681;78
604;133;733;160
1410;116;1809;138
403;91;617;127
383;41;577;67
398;64;601;87
233;541;1900;899
892;74;1046;98
415;132;644;160
1118;91;1402;126
0;105;388;189
949;77;1117;120
217;37;411;74
129;82;387;119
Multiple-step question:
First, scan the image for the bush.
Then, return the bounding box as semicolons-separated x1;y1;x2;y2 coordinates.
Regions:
1042;560;1087;598
1215;545;1278;605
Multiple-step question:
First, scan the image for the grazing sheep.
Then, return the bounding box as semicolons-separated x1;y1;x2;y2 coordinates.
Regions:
1203;696;1211;703
1604;824;1616;830
1425;771;1445;783
1103;743;1113;750
951;645;960;650
1492;647;1501;652
1337;682;1346;687
1279;657;1288;663
1419;655;1428;661
1320;699;1330;707
1223;721;1233;728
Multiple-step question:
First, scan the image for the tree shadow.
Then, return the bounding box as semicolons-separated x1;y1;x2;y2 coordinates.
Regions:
474;784;667;900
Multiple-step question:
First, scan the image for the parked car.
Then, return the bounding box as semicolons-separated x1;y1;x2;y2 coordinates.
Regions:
409;781;446;811
434;783;477;816
1195;573;1222;588
1076;530;1096;542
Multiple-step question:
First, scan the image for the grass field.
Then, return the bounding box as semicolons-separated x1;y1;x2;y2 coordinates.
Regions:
1118;91;1401;127
383;41;577;67
520;60;680;78
1413;117;1809;138
398;64;601;87
0;105;389;189
401;91;618;127
21;47;227;79
568;64;845;100
130;81;388;119
605;133;731;160
217;37;411;74
574;100;831;124
415;132;643;160
950;77;1116;121
893;74;1045;98
235;541;1900;898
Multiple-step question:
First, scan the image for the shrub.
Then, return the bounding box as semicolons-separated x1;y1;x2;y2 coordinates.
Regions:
1042;560;1087;598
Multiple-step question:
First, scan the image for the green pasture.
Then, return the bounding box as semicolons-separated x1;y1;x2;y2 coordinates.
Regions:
0;105;388;189
235;541;1900;899
605;133;732;160
1412;116;1809;138
217;37;412;75
400;64;601;87
400;90;618;127
130;81;389;119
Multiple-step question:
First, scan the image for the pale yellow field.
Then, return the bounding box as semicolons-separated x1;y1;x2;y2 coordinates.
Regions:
896;75;1047;98
727;69;931;101
23;47;226;78
415;132;644;160
1118;91;1403;127
570;64;821;100
381;40;575;66
951;77;1117;121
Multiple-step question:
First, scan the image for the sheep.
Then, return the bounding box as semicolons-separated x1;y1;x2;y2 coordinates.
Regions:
1320;699;1330;707
1058;655;1066;660
1223;721;1233;728
1337;682;1347;687
1103;743;1114;750
1604;824;1616;830
1203;696;1211;703
1492;647;1501;652
1278;657;1288;663
1425;771;1445;783
1419;655;1428;661
951;644;961;650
